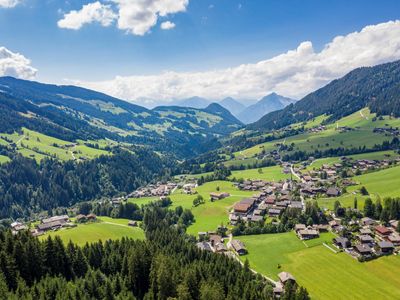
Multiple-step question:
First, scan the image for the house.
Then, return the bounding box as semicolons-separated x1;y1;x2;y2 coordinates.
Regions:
42;215;69;225
87;213;97;220
333;237;350;249
214;242;227;253
231;239;247;255
268;208;282;217
329;220;340;230
294;224;306;232
209;235;223;247
358;235;374;244
361;217;375;226
229;213;240;225
377;241;394;254
388;234;400;246
289;201;303;209
196;241;213;252
360;228;372;235
278;272;296;285
326;187;341;197
37;220;63;232
209;192;230;201
375;226;392;239
250;215;263;223
354;244;372;256
76;214;87;223
389;220;399;230
128;221;138;227
297;229;319;240
234;198;255;214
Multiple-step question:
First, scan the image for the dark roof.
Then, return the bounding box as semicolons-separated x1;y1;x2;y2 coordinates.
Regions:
355;244;372;253
378;241;394;249
231;240;246;252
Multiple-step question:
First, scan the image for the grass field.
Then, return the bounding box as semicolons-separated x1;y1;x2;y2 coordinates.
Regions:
128;196;159;207
39;217;144;245
239;232;400;299
0;155;10;164
317;164;400;210
229;165;291;181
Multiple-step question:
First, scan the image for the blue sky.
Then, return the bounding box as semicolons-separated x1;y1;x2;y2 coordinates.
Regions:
1;0;400;105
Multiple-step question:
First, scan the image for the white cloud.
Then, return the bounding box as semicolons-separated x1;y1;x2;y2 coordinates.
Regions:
160;21;175;30
58;1;117;30
0;0;21;8
112;0;188;35
58;0;189;35
77;20;400;106
0;46;37;79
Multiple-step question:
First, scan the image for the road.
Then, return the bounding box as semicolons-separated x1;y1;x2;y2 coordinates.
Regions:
16;135;25;146
360;109;369;120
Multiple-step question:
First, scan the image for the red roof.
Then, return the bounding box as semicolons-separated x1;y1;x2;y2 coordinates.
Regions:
375;225;391;235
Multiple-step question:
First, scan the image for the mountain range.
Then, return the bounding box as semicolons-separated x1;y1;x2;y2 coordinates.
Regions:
170;93;296;124
249;60;400;131
0;76;243;158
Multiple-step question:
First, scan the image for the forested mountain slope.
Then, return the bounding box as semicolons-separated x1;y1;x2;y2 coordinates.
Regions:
249;60;400;131
0;77;242;158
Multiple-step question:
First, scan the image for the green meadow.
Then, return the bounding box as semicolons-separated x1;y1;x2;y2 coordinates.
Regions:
229;165;291;181
39;217;144;246
317;164;400;210
239;232;400;299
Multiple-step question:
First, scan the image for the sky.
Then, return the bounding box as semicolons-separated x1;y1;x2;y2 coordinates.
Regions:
1;0;400;107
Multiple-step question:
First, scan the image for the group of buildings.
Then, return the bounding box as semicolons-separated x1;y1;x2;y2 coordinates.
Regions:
230;180;304;225
331;217;400;260
129;182;178;198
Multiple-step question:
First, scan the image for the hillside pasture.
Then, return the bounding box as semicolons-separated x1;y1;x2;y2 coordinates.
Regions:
229;165;291;181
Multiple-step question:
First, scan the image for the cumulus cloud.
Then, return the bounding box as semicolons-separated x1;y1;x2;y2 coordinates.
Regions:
58;0;188;35
76;20;400;106
0;0;21;8
160;21;175;30
0;46;37;79
58;1;117;30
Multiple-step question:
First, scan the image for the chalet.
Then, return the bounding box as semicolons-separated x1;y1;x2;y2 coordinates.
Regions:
265;196;276;205
375;226;391;239
253;209;263;216
196;242;213;252
358;235;374;244
87;213;97;220
389;220;399;230
234;203;252;214
326;187;341;197
268;208;282;217
361;217;375;226
76;214;87;223
354;244;372;256
314;224;329;232
250;215;264;223
333;237;350;249
289;201;303;209
377;241;394;254
210;192;230;201
229;213;240;225
297;229;319;240
214;242;227;253
388;234;400;246
37;220;63;232
360;228;372;235
10;222;27;234
209;235;223;247
42;215;69;225
128;221;138;227
329;220;340;230
294;224;306;232
231;240;247;255
278;272;296;285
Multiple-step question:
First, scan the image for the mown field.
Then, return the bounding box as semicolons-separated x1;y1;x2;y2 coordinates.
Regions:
229;165;291;181
239;232;400;299
39;217;144;245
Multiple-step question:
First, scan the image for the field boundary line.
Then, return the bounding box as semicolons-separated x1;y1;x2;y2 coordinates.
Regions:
323;243;338;253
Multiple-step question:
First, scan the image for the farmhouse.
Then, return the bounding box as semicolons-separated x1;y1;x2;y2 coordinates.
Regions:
268;208;282;217
297;229;319;240
333;237;350;249
374;226;391;239
388;234;400;246
196;241;213;252
354;244;372;256
326;187;341;197
278;272;296;285
294;224;306;232
210;192;230;201
10;222;28;234
361;217;375;226
42;215;69;224
233;198;255;214
358;235;374;244
377;241;394;254
360;228;372;235
231;239;247;255
128;221;138;227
